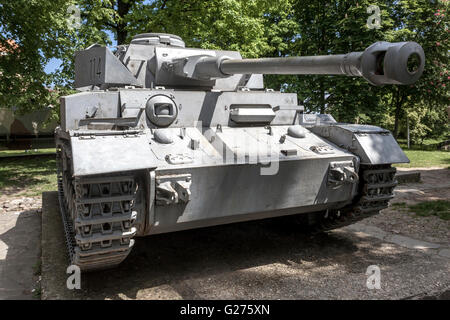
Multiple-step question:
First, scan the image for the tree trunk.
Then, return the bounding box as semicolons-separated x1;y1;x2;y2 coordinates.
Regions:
406;116;410;148
319;80;325;114
116;0;133;45
393;88;401;138
393;88;405;139
116;27;127;45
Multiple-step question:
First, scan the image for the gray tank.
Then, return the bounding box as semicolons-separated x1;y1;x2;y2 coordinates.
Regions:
55;33;425;271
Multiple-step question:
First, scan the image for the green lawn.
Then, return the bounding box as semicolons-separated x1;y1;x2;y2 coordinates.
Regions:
0;155;57;196
393;137;450;168
395;149;450;168
397;138;448;150
409;200;450;221
392;200;450;220
0;148;56;158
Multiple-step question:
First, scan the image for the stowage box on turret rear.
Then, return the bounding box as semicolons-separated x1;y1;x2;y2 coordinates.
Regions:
56;33;425;271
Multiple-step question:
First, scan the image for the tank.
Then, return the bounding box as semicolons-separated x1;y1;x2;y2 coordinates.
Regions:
55;33;425;271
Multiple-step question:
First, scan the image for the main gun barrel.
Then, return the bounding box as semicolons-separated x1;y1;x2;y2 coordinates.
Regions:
220;54;360;76
193;41;425;86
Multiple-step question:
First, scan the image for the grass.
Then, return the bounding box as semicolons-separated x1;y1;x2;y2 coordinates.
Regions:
397;138;449;150
395;149;450;168
0;155;57;196
391;202;407;208
32;259;42;299
0;148;56;158
394;137;450;168
408;200;450;221
33;259;42;276
32;285;41;299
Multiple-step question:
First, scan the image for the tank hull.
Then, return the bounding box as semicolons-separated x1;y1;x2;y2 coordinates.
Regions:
148;155;357;235
57;124;360;235
56;124;366;270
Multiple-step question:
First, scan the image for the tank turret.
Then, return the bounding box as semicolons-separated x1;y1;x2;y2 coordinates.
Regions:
75;33;424;90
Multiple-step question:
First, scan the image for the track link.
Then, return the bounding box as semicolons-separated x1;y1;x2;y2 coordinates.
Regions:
309;164;397;232
57;151;137;272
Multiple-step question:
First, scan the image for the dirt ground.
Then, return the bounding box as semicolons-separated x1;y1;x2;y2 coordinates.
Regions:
0;210;41;299
1;167;449;300
368;167;450;245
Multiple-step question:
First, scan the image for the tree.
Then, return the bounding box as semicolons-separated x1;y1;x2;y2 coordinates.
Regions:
265;0;449;142
385;0;449;141
1;0;290;95
265;0;391;119
0;0;69;112
0;0;139;115
125;0;293;58
1;0;448;144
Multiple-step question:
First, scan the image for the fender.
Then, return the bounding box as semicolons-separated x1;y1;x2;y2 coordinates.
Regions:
310;124;409;165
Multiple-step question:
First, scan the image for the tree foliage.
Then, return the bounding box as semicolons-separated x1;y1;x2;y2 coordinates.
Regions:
265;0;449;142
0;0;448;143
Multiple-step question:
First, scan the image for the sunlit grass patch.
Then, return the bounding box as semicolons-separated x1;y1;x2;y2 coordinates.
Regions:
0;155;57;196
395;150;450;168
391;202;407;208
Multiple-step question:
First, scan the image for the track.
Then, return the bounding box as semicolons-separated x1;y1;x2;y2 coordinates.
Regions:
306;164;397;232
57;149;138;272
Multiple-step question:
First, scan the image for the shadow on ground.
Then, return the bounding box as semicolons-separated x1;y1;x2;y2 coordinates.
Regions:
83;222;416;300
0;210;41;299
